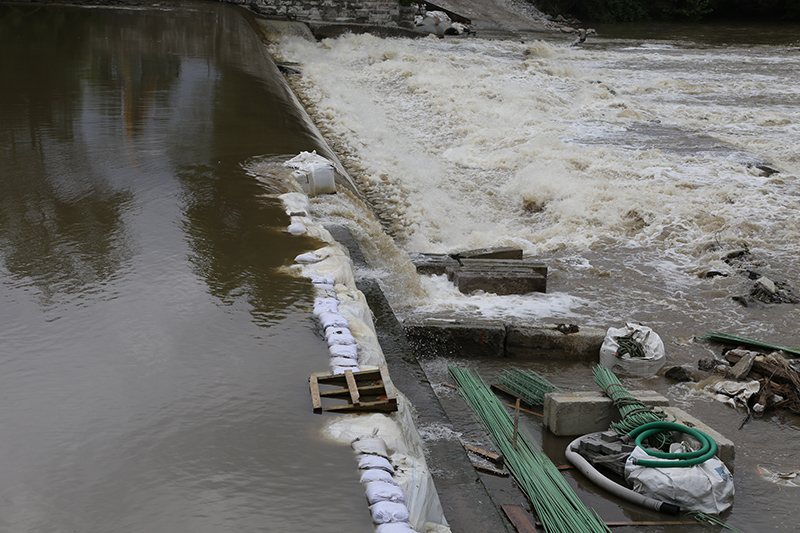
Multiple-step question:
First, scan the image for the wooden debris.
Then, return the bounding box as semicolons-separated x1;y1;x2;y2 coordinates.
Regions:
501;505;537;533
472;462;509;477
309;365;397;414
465;444;504;466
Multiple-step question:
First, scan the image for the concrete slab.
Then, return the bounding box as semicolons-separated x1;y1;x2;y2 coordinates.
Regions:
456;258;548;277
450;270;546;295
452;246;523;260
506;325;605;360
543;390;670;437
410;253;460;276
404;318;507;358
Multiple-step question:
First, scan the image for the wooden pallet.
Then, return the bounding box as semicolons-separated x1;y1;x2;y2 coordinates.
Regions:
309;365;397;414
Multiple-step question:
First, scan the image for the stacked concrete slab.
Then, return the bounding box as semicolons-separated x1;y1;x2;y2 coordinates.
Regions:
411;247;547;295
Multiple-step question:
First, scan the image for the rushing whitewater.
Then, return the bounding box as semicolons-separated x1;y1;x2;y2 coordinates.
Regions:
272;31;800;356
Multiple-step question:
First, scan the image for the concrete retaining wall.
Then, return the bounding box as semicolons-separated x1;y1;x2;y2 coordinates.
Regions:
226;0;410;27
404;318;606;360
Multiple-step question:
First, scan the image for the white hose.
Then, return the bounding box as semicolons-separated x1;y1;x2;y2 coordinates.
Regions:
565;436;680;515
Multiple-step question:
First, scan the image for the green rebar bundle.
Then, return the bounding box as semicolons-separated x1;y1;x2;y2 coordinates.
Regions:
496;367;561;405
701;332;800;357
592;365;671;448
450;366;611;533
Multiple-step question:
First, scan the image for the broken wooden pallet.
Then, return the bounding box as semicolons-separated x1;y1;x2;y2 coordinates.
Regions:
309;365;397;414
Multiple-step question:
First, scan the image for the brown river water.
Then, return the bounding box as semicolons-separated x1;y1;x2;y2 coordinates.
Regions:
0;3;374;531
2;1;800;531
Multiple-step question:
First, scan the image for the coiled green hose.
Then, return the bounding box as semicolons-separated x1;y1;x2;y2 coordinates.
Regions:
628;421;717;468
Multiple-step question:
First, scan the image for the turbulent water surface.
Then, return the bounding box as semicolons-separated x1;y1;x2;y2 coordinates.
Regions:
274;23;800;531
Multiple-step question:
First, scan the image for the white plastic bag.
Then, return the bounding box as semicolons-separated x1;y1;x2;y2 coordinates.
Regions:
352;435;389;458
330;344;358;359
326;328;356;346
358;455;395;474
370;501;410;524
360;469;398;485
599;323;665;376
365;481;406;505
375;523;415;532
625;446;734;514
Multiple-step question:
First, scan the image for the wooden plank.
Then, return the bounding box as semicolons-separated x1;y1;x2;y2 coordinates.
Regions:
501;505;538;533
319;383;386;399
465;444;503;466
379;365;397;401
473;463;508;477
309;374;322;414
323;399;398;414
315;368;382;386
345;369;360;406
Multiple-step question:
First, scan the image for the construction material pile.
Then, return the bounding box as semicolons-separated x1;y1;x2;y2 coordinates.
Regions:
450;367;611;533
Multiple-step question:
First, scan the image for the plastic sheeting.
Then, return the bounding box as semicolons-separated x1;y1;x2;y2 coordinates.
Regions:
625;446;735;514
278;178;449;533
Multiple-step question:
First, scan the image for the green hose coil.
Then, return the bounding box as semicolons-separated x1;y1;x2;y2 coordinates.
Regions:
628;421;717;468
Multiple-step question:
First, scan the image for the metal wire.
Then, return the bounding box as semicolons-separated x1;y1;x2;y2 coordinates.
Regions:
450;366;611;533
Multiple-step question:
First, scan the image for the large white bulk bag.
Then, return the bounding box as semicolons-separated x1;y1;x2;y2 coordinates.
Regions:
599;323;665;376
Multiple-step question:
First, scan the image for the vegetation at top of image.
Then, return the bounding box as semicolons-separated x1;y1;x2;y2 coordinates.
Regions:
537;0;800;22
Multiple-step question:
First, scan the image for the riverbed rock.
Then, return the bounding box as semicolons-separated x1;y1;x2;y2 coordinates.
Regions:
664;365;697;382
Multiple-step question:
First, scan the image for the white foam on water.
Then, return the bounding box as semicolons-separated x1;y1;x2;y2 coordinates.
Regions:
275;32;800;329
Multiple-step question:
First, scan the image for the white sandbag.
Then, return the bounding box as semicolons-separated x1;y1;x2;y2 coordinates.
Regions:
360;469;398;485
295;250;330;264
332;365;360;375
311;276;335;286
352;435;389;457
329;344;358;359
625;446;734;514
599;323;665;376
375;523;415;533
358;454;395;474
331;356;359;368
287;222;307;235
370;501;410;524
313;297;339;315
365;481;406;505
326;328;356;346
284;150;331;170
319;311;349;330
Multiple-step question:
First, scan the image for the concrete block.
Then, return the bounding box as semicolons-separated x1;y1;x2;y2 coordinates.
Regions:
451;270;546;295
403;318;506;358
543;390;670;437
506;325;605;360
662;407;735;473
410;253;460;276
457;258;548;277
453;246;523;260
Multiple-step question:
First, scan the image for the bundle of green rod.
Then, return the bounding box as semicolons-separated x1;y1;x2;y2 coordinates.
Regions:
496;367;561;405
702;331;800;357
592;365;671;448
449;366;610;533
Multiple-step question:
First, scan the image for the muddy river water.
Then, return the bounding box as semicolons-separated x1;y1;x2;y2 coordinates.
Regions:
0;3;374;531
2;1;800;531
